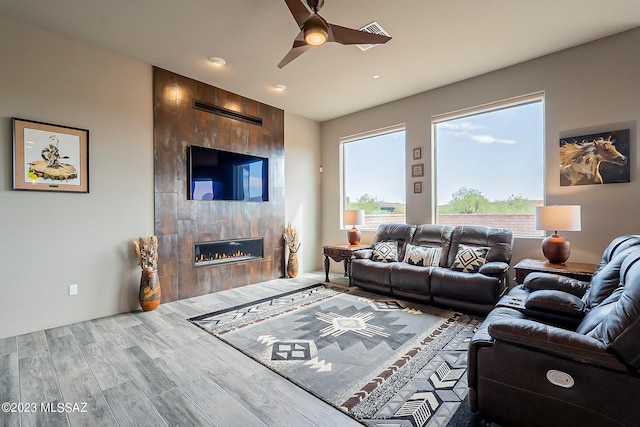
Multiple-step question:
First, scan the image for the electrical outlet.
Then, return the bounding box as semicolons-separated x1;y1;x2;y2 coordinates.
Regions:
69;284;78;296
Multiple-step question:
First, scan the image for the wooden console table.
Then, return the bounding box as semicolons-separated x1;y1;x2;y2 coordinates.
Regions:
514;258;597;284
322;243;371;284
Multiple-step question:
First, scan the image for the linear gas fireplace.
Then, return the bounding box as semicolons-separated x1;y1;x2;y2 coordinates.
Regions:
194;237;264;267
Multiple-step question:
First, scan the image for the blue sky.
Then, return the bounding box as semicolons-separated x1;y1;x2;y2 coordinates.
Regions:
344;130;406;204
343;100;544;205
436;101;544;203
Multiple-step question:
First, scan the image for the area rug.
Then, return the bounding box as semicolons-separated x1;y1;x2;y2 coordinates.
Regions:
189;284;481;427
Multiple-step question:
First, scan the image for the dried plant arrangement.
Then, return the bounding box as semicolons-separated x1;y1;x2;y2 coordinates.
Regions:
283;223;301;253
134;236;158;270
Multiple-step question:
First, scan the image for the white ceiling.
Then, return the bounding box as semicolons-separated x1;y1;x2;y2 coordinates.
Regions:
2;0;640;122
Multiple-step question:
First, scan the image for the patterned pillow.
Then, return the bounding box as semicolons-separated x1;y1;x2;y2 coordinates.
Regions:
403;244;442;267
451;244;490;273
371;241;399;263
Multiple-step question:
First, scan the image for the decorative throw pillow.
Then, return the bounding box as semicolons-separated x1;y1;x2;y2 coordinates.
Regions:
403;244;442;267
451;244;490;273
371;241;399;263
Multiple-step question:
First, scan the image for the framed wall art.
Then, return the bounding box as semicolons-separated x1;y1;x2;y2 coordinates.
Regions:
559;128;630;186
413;181;423;194
13;118;89;193
411;163;424;178
413;147;422;160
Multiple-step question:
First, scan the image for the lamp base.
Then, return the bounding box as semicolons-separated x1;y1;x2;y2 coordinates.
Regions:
347;227;361;245
542;234;571;264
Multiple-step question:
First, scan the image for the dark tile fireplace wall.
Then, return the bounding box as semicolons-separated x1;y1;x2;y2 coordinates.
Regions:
153;67;285;302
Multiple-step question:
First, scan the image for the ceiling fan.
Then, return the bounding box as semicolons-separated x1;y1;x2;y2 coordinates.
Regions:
278;0;392;68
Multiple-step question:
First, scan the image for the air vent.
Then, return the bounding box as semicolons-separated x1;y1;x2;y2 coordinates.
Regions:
356;21;391;51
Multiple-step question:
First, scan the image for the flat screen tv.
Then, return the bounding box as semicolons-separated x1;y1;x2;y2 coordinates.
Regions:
188;145;269;202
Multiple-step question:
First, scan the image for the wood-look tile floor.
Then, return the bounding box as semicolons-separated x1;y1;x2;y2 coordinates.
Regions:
0;272;362;426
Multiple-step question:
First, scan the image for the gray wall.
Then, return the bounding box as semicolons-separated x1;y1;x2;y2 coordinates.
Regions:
321;28;640;274
0;15;154;338
284;112;322;274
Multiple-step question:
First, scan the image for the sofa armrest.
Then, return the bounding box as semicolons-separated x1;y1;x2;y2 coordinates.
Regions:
478;261;509;277
523;272;590;297
353;249;373;259
524;289;586;318
488;318;626;372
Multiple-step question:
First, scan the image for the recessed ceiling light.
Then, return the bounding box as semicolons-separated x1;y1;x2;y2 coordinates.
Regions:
273;84;287;92
208;57;226;67
373;74;380;79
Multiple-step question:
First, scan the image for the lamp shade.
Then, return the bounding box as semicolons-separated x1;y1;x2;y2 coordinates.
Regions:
343;210;365;227
535;205;581;232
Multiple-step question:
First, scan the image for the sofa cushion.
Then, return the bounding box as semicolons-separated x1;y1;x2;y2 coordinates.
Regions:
431;268;502;305
390;262;432;297
372;224;416;263
583;246;639;308
351;258;393;293
402;244;442;267
371;241;398;262
411;224;453;263
451;244;489;273
446;225;513;267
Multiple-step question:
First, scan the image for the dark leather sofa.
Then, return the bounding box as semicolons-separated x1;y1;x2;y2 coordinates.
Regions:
350;223;514;314
468;235;640;427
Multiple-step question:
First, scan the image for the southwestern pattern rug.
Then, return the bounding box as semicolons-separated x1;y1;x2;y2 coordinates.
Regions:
189;284;482;427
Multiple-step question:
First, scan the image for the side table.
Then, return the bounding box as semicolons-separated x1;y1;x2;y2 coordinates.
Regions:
514;258;597;284
322;243;372;284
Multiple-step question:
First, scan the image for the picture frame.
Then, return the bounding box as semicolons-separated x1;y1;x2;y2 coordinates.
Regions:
411;163;424;178
559;128;630;186
13;118;89;193
413;147;422;160
413;181;422;194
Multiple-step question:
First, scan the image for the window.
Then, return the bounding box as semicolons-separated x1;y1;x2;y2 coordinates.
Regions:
433;94;544;236
342;126;406;230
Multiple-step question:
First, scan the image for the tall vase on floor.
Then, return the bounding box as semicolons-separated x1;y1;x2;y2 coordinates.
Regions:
287;251;299;278
134;236;161;311
284;223;301;278
139;267;161;311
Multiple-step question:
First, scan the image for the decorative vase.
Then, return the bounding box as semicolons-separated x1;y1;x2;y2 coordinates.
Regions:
139;267;161;311
287;252;299;278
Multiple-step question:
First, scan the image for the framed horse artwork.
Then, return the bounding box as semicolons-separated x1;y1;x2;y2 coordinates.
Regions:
559;129;630;186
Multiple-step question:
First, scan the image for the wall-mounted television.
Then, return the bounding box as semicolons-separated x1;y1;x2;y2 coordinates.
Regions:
188;145;269;202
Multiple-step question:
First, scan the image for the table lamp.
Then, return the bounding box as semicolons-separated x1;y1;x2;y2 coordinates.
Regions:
535;205;581;264
343;210;365;245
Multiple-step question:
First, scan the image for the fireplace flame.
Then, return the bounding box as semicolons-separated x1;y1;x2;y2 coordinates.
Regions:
196;250;251;263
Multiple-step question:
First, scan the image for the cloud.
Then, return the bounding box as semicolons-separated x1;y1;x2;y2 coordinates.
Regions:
471;134;516;144
438;121;482;132
437;121;516;144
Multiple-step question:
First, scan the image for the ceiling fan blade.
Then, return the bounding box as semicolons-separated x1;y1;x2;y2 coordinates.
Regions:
278;34;312;68
284;0;311;27
328;24;391;45
278;45;312;68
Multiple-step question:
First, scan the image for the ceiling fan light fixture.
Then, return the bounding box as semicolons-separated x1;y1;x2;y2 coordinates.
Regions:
304;26;327;46
304;15;328;46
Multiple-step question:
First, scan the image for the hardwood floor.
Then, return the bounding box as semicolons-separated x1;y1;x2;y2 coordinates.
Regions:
0;272;362;426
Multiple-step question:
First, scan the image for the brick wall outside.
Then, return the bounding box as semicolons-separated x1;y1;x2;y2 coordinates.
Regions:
361;213;541;236
437;214;540;236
